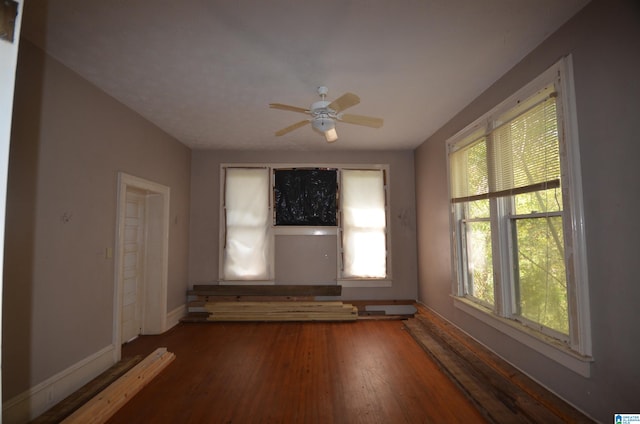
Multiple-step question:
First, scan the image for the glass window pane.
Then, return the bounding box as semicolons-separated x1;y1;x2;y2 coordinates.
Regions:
224;168;270;280
491;97;561;193
223;227;269;279
464;220;494;305
342;229;386;278
514;187;563;215
450;137;488;200
514;216;568;334
341;169;387;278
467;199;490;219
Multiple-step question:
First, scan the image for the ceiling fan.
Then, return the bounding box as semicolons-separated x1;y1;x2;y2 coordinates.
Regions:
269;86;383;143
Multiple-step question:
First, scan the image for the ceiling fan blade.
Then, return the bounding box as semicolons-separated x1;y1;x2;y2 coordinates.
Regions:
328;93;360;113
275;120;310;136
340;113;384;128
269;103;309;114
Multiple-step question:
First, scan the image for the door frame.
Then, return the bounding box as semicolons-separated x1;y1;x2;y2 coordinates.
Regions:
113;172;170;361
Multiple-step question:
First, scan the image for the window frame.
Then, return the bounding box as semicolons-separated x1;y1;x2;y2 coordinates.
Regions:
446;56;592;375
219;163;391;287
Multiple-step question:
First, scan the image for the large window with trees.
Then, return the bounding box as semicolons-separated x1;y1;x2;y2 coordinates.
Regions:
448;57;591;366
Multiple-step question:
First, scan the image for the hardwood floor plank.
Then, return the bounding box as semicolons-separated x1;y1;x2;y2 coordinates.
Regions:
107;321;487;424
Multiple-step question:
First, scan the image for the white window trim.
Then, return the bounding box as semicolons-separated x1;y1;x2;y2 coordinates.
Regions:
219;163;392;287
446;56;592;374
453;297;592;377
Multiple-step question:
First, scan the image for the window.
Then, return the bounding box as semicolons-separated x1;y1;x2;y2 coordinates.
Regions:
220;165;390;284
274;168;337;226
447;57;591;366
340;169;388;279
222;167;271;281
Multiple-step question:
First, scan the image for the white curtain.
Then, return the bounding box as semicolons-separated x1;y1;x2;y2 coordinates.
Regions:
341;169;387;278
223;168;270;280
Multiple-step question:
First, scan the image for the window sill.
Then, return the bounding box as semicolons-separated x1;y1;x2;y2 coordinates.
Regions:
453;296;593;377
273;226;337;236
339;279;392;288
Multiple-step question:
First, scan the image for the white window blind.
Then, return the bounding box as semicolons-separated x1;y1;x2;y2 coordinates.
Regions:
450;87;560;203
341;169;387;278
223;167;270;280
449;134;488;201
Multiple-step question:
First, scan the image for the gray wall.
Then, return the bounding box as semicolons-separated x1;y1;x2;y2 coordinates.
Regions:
189;150;418;301
414;0;640;421
2;40;191;401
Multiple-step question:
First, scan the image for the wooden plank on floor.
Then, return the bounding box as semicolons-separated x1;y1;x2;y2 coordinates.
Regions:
412;315;564;424
61;348;175;424
413;308;594;423
195;295;316;302
404;318;530;423
189;284;342;297
31;356;142;424
206;301;349;312
365;304;417;316
205;301;358;322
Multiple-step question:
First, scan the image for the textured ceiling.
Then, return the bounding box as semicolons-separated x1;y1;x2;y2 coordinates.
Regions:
21;0;590;151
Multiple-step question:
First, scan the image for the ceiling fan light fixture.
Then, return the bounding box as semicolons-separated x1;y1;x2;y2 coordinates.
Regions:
325;127;338;142
312;116;335;132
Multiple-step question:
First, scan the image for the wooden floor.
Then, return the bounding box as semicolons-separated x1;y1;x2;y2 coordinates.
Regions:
107;320;487;424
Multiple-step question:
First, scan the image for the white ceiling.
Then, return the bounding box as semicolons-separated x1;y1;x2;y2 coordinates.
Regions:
20;0;590;151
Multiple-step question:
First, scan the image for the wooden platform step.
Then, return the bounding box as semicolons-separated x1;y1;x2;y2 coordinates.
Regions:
205;301;358;322
188;284;342;297
404;307;594;423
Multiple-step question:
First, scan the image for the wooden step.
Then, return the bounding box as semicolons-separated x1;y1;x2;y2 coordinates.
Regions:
188;284;342;297
189;295;316;303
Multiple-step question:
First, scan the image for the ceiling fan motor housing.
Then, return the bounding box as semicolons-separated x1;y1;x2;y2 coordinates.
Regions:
311;100;332;114
310;99;336;132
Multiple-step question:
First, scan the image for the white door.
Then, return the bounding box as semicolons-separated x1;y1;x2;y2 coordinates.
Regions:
121;190;145;343
114;173;170;360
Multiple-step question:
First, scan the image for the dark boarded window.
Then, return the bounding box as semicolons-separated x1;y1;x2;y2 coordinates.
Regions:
274;169;337;226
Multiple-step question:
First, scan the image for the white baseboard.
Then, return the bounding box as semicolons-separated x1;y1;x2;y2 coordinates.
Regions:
2;345;115;424
166;304;186;329
3;308;186;423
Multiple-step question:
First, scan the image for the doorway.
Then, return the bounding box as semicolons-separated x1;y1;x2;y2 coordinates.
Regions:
114;173;170;360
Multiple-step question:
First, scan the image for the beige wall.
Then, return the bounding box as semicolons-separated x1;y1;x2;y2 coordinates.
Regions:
189;149;418;301
2;40;191;401
414;0;640;421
